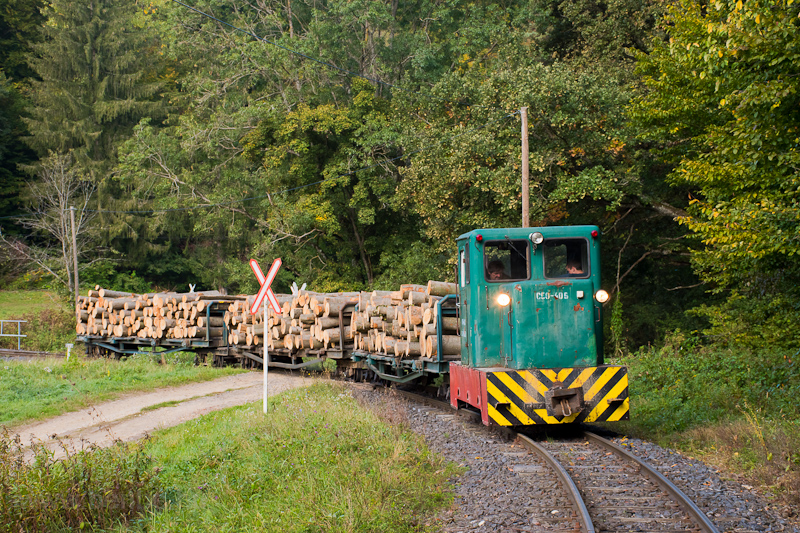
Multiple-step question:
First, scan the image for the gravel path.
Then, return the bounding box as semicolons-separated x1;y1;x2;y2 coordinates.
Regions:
12;371;316;458
378;390;800;533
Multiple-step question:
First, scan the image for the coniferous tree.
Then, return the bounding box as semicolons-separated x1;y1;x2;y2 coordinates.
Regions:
24;0;164;182
23;0;166;262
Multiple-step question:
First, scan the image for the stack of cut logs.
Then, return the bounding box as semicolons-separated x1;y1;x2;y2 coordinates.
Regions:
76;281;460;359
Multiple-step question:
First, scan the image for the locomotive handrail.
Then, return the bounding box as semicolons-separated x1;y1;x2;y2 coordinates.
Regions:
435;294;459;363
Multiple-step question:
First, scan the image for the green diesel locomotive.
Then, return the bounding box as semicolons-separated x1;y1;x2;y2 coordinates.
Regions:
447;225;629;426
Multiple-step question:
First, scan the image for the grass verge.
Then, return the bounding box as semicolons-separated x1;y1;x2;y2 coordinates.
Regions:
0;291;68;320
612;332;800;510
124;382;456;532
0;356;245;428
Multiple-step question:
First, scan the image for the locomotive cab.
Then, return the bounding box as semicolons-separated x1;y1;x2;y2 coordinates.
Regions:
450;226;629;426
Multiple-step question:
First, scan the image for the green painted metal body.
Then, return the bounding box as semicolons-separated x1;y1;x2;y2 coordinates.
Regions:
456;226;603;371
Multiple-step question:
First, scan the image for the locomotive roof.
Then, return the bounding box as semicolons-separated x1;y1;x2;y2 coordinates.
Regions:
456;225;600;242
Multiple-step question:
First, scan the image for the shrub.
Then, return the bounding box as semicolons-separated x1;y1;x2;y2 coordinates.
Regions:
0;428;161;532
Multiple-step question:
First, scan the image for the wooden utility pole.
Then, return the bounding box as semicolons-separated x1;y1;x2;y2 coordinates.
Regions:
69;206;79;309
521;107;529;228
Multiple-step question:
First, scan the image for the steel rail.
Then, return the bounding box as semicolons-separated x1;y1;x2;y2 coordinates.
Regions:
393;389;593;533
516;433;595;533
583;431;720;533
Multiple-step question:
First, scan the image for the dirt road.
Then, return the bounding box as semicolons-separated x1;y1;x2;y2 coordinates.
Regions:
12;371;315;457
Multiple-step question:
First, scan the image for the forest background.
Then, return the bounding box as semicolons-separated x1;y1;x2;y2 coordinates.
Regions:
0;0;798;354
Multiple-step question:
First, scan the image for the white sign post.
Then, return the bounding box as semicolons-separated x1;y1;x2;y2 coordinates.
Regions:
249;258;282;414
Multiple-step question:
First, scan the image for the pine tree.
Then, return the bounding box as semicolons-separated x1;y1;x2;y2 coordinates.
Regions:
24;0;164;182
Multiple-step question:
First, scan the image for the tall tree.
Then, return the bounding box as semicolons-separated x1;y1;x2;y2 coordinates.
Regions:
0;0;45;82
23;0;167;268
630;0;800;346
0;72;36;230
24;0;164;181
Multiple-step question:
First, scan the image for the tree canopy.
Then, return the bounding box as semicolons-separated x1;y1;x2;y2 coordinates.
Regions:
2;0;798;349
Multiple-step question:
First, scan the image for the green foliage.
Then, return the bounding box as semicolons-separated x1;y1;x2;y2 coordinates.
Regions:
0;431;160;532
630;0;800;346
135;383;457;532
609;292;625;356
397;49;635;247
0;290;68;320
24;0;165;178
618;332;799;436
241;78;431;289
0;71;35;231
0;357;243;427
80;261;154;294
0;0;45;82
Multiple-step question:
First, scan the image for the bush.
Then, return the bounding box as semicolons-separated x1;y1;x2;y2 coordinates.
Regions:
0;428;161;532
618;331;799;435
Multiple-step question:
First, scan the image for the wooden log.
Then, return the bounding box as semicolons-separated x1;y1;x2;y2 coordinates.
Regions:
406;306;423;327
191;327;224;338
382;336;398;354
394;340;408;357
98;289;136;299
370;291;393;302
436;316;459;332
400;284;427;296
405;341;422;356
316;316;340;329
426;280;458;297
295;333;323;350
197;316;225;327
322;327;352;346
407;291;427;305
323;298;359;317
426;335;461;358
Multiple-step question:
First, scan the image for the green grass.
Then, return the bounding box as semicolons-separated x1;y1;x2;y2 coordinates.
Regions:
0;290;76;352
122;383;456;533
0;356;245;428
0;290;68;320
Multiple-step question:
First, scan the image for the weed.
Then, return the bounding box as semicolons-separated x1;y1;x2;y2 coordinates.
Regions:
0;308;75;353
0;428;161;532
611;334;800;508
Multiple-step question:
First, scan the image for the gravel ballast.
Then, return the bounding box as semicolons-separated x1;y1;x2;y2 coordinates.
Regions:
356;387;799;533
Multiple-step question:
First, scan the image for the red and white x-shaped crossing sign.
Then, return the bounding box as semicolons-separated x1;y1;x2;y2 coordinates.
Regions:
250;258;282;315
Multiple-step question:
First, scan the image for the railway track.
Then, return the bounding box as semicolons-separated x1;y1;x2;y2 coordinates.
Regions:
394;389;720;533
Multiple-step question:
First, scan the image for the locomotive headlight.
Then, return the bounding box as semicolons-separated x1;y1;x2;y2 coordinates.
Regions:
530;232;544;245
496;293;511;307
595;290;610;303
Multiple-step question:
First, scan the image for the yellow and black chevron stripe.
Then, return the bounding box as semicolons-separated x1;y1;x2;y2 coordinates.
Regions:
485;366;629;426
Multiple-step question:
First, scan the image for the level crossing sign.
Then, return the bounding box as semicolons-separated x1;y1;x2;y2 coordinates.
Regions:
250;258;282;315
249;257;282;414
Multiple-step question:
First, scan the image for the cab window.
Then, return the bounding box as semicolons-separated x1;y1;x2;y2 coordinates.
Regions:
543;239;589;278
484;240;529;282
